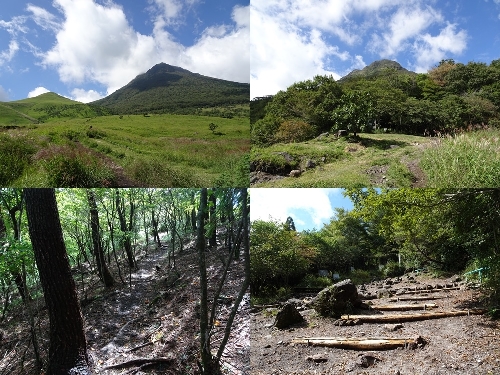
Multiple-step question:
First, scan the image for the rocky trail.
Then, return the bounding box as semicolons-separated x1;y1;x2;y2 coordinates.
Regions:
250;272;500;375
0;238;250;375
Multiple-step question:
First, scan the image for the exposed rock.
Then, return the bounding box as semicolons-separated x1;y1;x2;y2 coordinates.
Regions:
347;353;380;372
289;170;302;177
306;354;328;363
273;303;304;329
337;129;348;137
312;279;359;318
384;323;404;332
305;160;316;169
377;288;391;299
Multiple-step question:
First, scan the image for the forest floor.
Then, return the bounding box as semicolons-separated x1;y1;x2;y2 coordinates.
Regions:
0;235;249;375
250;272;500;375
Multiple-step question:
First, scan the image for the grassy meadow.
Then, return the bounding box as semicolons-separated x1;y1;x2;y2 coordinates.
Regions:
0;113;249;187
251;129;500;188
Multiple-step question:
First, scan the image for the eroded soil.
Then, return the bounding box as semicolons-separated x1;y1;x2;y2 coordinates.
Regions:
250;273;500;375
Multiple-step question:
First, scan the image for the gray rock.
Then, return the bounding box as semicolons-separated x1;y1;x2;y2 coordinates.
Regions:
337;129;348;137
289;169;301;177
306;354;328;363
312;279;359;317
305;160;316;169
273;302;304;329
384;323;403;331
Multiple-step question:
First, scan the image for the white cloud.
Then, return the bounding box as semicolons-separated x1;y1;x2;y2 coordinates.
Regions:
413;23;467;72
251;3;343;98
27;4;60;32
70;88;104;103
28;86;50;98
0;40;19;66
0;86;9;101
41;0;249;96
370;5;443;57
250;188;335;229
0;16;28;37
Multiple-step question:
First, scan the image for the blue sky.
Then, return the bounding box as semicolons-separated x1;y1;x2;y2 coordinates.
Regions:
0;0;249;102
251;0;500;99
250;188;354;232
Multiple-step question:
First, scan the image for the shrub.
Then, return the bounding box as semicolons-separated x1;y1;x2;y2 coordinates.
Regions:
348;269;373;285
383;260;405;277
0;134;36;185
128;159;202;187
274;120;317;143
296;274;332;288
44;154;115;187
86;128;106;139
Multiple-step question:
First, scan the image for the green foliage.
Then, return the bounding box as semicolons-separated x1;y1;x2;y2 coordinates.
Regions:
348;269;374;285
0;134;37;185
383;260;405;277
250;219;316;295
296;274;332;288
127;159;202;187
274;120;317;143
43;151;116;187
250;96;273;124
208;123;218;134
332;91;374;136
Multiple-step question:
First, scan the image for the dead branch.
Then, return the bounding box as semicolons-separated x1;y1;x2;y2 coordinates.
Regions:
102;357;173;370
341;309;486;323
127;341;154;352
291;336;426;350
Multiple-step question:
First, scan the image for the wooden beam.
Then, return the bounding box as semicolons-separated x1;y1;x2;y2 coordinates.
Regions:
371;303;438;311
388;296;443;302
401;287;460;295
341;310;486;323
291;337;425;350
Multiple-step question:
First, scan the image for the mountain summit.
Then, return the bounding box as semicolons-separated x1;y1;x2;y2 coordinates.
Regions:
92;63;249;114
340;59;416;81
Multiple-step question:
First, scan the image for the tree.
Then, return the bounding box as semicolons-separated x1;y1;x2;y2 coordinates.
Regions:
24;188;91;375
87;189;115;287
332;91;373;137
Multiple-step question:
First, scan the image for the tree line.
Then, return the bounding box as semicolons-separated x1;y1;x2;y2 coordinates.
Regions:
251;189;500;311
0;188;249;374
251;59;500;145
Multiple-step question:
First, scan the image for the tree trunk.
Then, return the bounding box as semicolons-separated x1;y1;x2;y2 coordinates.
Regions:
197;189;217;374
115;189;135;269
24;188;92;375
209;189;217;249
87;190;114;287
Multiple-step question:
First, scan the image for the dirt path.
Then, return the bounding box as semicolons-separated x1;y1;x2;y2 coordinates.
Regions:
250;273;500;374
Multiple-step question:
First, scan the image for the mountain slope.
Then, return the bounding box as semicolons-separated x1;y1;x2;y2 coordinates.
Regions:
0;92;112;124
340;59;417;81
91;63;250;114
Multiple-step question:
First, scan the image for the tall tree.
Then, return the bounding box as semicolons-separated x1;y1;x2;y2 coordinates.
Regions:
87;190;115;287
115;189;136;269
24;188;91;375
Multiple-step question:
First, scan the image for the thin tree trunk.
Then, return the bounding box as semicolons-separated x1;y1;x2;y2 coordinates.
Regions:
116;189;135;269
209;189;217;249
87;190;114;287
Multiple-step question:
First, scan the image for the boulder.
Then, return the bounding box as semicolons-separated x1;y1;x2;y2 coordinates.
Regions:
305;160;316;169
312;279;359;318
273;302;304;329
337;129;348;137
289;170;301;177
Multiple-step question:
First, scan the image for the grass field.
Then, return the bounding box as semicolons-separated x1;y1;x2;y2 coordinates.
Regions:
251;130;500;188
0;113;249;187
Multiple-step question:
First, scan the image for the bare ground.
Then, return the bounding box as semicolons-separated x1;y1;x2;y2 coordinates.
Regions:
250;273;500;375
0;236;249;375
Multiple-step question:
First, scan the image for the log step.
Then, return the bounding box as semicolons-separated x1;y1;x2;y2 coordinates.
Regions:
388;296;443;302
291;336;426;350
341;310;486;323
371;303;438;311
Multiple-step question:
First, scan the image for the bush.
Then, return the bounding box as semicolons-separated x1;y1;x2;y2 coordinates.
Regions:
128;159;201;187
296;274;332;288
0;134;37;185
274;120;317;143
349;269;373;285
44;154;116;187
383;260;405;277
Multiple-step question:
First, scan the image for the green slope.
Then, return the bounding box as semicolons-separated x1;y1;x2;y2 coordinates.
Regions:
1;92;112;123
92;63;250;114
340;59;417;81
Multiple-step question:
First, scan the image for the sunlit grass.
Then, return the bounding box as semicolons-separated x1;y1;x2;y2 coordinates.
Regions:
421;129;500;187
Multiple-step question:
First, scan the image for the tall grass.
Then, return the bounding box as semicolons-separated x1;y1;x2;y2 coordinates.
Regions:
0;134;36;185
421;129;500;187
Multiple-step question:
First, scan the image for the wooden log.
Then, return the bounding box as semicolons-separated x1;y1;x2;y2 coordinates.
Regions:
371;303;438;311
291;336;425;350
389;296;443;302
402;287;460;295
341;310;486;323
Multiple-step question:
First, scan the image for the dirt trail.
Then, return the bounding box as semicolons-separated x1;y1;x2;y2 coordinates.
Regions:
250;273;500;375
